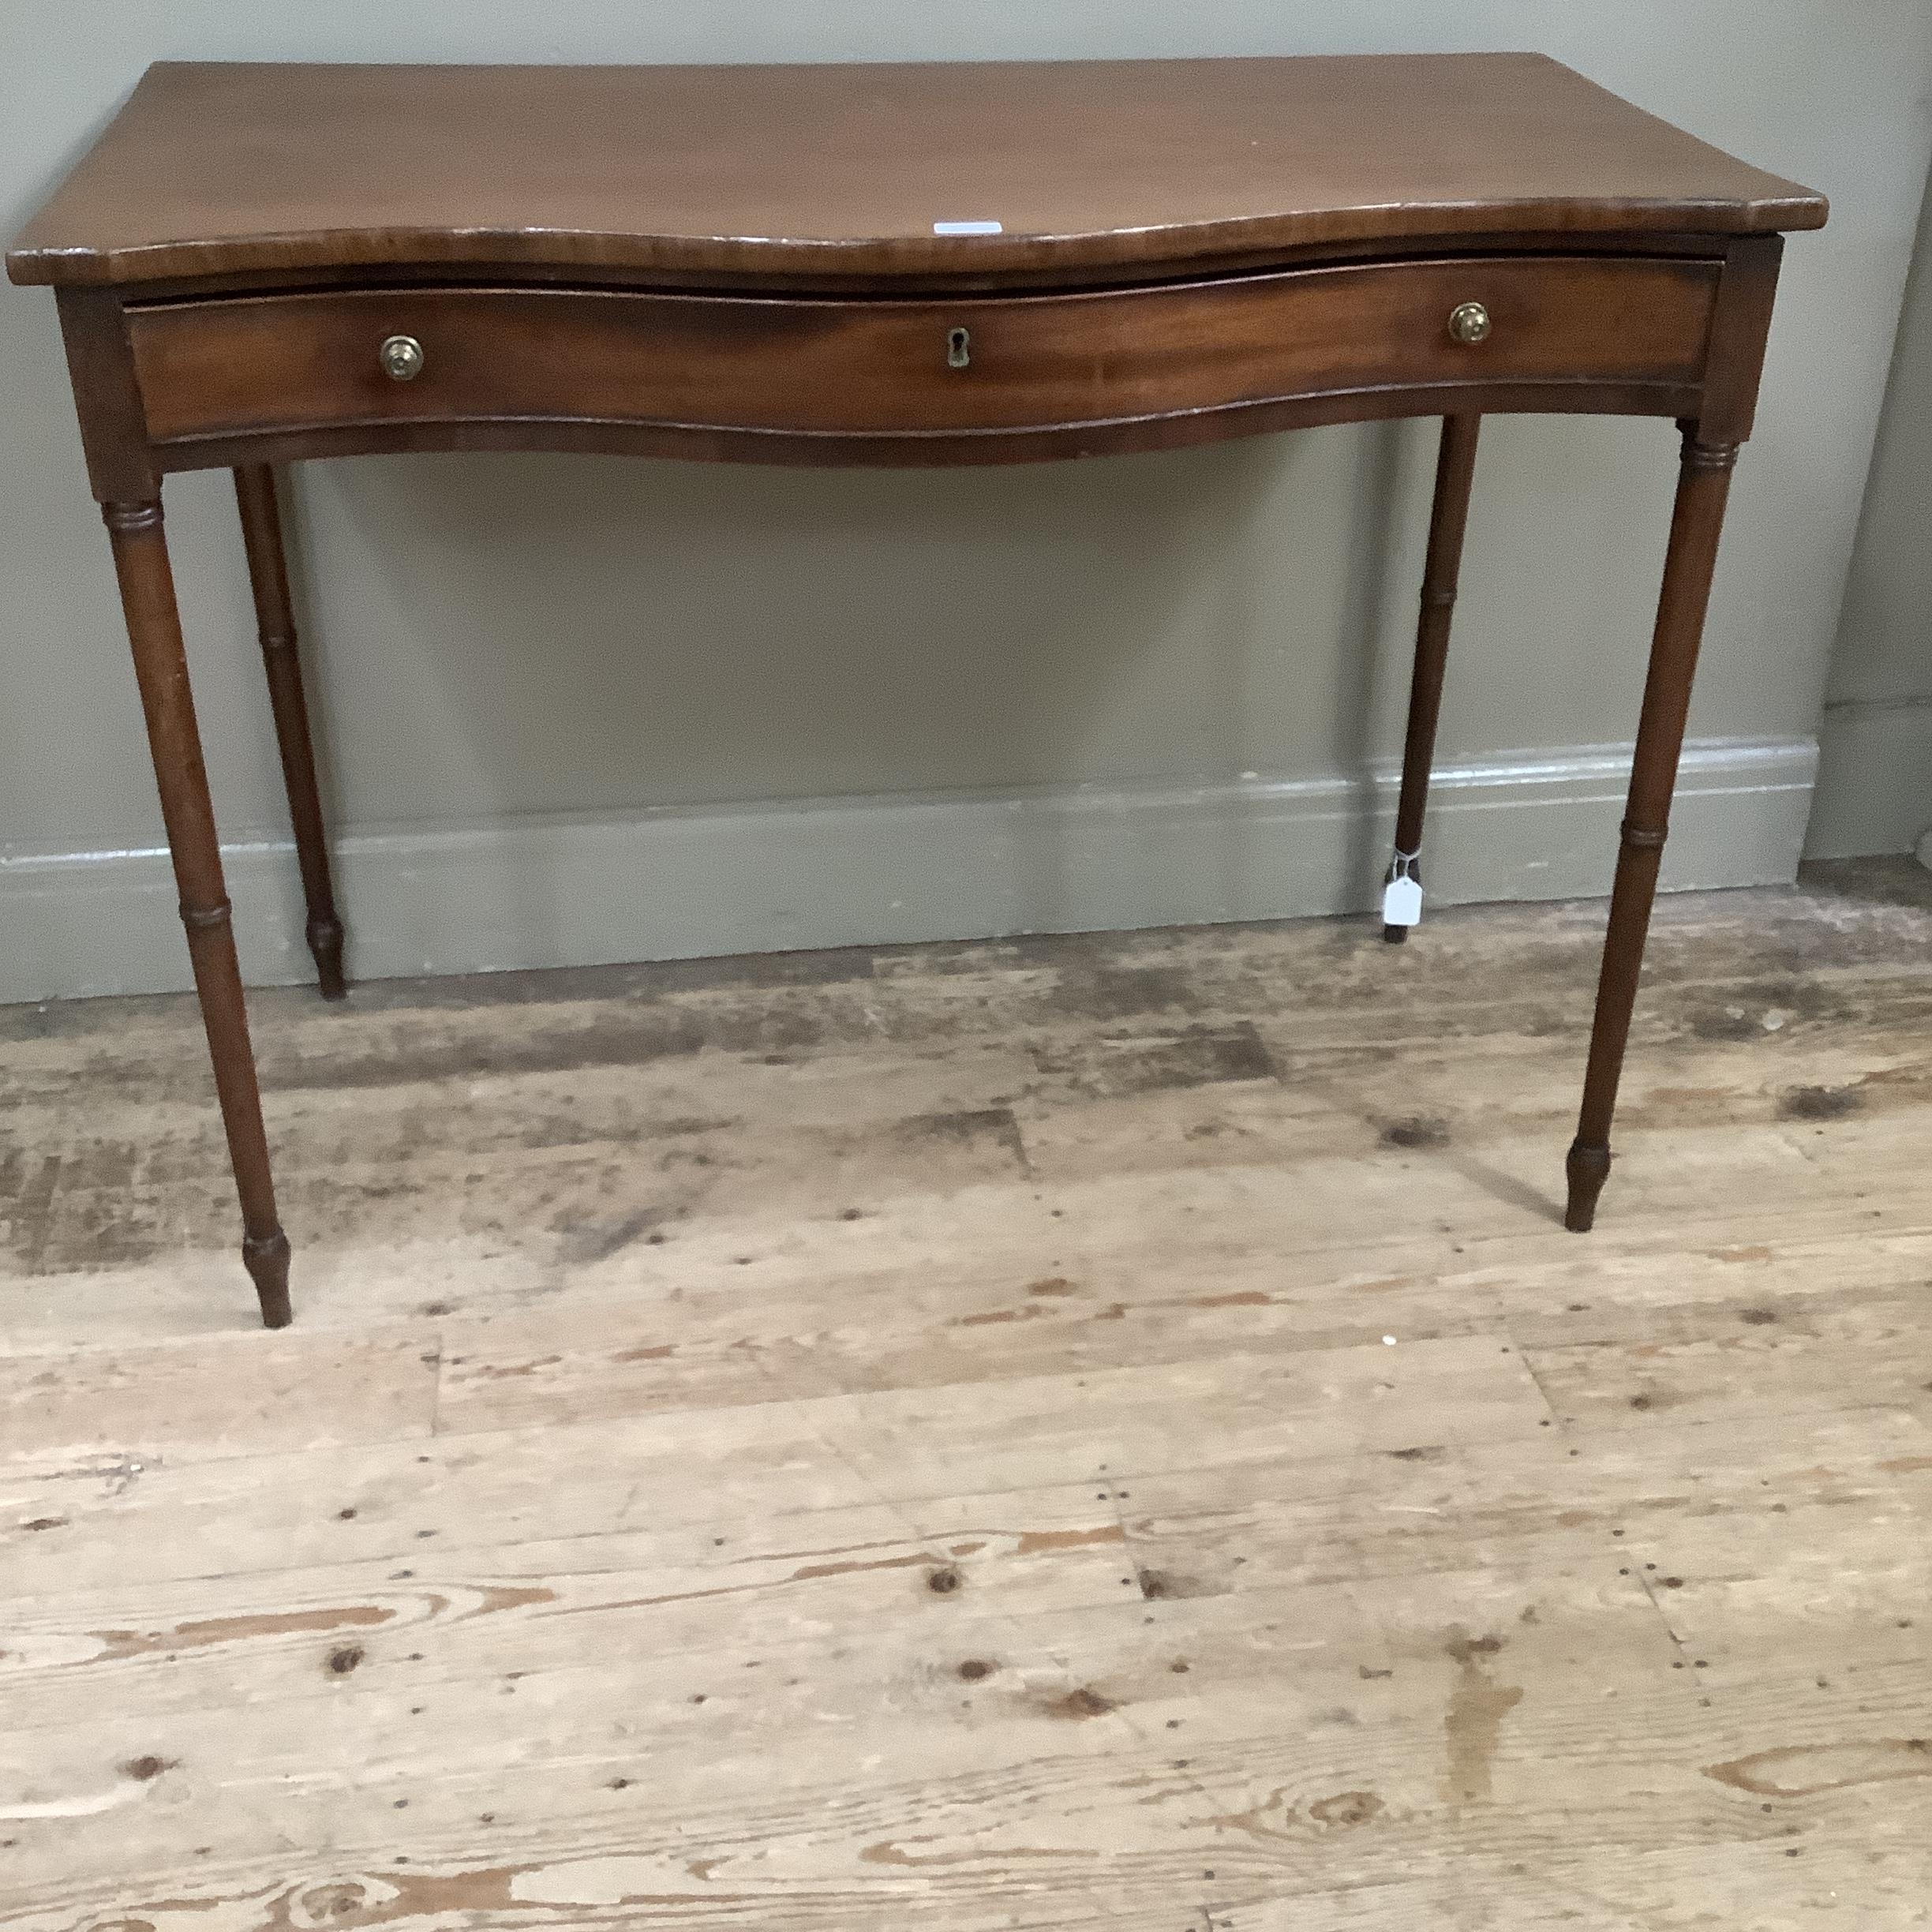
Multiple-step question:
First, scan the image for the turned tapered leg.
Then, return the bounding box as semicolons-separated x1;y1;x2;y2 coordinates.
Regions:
1565;430;1739;1232
106;498;292;1326
234;465;346;999
1383;413;1481;942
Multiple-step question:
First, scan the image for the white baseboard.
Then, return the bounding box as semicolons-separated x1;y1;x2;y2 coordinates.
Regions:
1804;697;1932;859
0;735;1818;1002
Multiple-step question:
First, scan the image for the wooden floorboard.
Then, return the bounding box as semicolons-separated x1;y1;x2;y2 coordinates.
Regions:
2;858;1930;1927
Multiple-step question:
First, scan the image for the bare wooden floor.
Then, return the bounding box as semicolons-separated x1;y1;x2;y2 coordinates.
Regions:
3;860;1930;1929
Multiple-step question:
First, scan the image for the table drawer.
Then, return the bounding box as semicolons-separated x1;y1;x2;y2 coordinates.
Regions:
128;256;1719;448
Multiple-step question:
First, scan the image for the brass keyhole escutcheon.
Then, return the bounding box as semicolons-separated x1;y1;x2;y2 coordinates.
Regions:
1446;301;1491;346
947;326;972;369
379;333;425;381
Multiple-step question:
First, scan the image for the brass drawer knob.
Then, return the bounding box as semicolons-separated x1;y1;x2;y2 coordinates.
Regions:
379;333;425;381
1447;301;1491;346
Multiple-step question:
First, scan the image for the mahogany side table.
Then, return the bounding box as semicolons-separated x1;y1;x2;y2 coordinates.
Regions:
6;56;1829;1326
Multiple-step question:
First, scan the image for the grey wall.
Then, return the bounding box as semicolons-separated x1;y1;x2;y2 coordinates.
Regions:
5;4;1931;998
1808;158;1932;860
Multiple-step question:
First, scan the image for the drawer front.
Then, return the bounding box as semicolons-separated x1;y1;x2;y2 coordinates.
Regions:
128;256;1719;448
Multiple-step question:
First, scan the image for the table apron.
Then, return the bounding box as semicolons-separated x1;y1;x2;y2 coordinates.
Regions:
122;254;1721;468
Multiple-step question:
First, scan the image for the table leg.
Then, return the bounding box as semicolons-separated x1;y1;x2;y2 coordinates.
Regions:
1383;412;1481;942
234;465;346;999
1565;429;1739;1232
105;497;293;1326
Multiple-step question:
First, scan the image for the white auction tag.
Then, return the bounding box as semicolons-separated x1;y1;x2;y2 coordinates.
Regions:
1382;874;1424;927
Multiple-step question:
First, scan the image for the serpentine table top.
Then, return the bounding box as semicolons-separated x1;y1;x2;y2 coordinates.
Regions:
9;55;1823;290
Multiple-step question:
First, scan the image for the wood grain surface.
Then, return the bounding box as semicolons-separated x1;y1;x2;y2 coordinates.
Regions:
125;256;1720;455
6;56;1826;290
2;859;1928;1927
